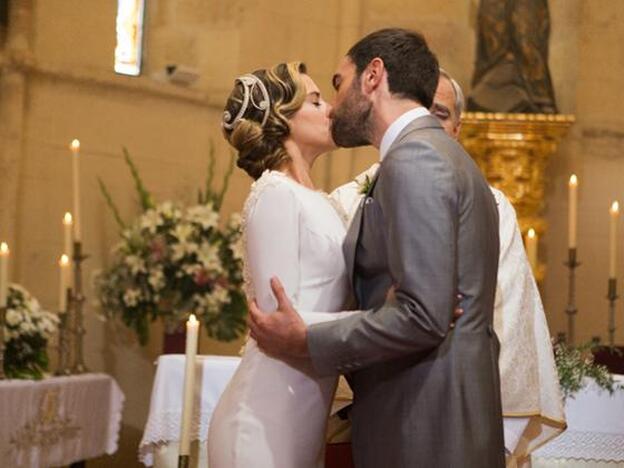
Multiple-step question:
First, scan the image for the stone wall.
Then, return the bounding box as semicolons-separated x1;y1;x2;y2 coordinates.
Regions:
1;0;623;465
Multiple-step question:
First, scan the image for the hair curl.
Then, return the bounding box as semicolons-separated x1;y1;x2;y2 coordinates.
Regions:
222;62;308;180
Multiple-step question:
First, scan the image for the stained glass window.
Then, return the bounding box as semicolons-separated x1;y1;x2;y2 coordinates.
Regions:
114;0;145;76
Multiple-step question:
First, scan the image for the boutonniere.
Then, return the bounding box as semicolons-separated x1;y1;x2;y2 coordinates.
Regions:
356;174;373;195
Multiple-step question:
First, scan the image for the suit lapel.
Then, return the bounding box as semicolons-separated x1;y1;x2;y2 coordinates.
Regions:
343;169;380;290
344;114;443;291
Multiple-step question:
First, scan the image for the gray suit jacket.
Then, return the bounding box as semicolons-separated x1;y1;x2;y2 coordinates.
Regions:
308;115;505;467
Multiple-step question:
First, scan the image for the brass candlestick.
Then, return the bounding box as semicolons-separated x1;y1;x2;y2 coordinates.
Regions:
608;278;618;348
565;248;580;345
55;288;72;376
71;241;88;373
0;306;6;379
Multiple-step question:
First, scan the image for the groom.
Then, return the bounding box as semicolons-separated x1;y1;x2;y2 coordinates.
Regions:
249;28;505;467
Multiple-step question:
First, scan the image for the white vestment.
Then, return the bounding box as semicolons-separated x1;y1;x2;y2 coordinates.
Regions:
330;166;566;463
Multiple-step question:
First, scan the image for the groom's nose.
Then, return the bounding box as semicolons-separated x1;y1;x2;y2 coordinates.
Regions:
326;103;334;119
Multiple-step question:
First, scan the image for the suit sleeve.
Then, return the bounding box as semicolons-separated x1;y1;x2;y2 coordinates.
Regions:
307;140;459;376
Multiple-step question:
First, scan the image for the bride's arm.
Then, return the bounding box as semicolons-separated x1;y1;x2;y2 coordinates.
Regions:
246;183;301;314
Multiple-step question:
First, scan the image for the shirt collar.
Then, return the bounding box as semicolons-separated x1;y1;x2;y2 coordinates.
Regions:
379;107;430;161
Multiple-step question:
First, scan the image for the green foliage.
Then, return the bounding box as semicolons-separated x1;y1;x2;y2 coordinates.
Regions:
554;341;624;399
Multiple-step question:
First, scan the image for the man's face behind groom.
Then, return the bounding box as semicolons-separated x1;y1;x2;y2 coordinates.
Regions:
329;57;373;149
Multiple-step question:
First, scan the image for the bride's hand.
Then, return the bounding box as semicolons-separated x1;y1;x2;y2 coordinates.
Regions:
247;277;309;358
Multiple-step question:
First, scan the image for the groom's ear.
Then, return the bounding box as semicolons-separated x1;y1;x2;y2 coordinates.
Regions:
361;58;385;94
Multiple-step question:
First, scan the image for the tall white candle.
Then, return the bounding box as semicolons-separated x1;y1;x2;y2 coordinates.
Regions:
0;242;9;308
526;228;538;274
179;314;199;456
63;212;73;257
609;201;619;279
70;139;82;242
58;254;70;312
568;174;578;249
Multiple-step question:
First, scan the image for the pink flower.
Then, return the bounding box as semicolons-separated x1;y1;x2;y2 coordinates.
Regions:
149;236;167;262
193;269;212;287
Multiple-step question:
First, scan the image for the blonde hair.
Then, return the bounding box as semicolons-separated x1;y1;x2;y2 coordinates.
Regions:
222;62;308;179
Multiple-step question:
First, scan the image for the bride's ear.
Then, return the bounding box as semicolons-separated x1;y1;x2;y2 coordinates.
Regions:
361;58;385;94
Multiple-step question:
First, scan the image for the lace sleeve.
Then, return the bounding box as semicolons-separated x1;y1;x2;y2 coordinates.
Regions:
242;174;301;311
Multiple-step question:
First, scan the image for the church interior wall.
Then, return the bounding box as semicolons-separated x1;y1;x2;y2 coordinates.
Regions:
0;0;623;465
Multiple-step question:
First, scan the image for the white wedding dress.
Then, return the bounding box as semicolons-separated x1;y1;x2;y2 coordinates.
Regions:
207;170;356;468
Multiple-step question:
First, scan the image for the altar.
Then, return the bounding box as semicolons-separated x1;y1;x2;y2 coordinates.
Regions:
140;355;624;467
0;373;124;468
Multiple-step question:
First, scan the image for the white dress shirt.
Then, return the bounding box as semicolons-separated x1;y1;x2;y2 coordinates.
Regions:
379;106;430;161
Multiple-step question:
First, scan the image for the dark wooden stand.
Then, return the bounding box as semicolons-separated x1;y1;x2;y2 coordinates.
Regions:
326;442;355;468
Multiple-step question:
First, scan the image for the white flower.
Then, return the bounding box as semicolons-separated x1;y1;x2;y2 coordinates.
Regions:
173;223;194;242
19;320;36;334
228;212;242;229
148;268;166;291
187;204;219;230
196;242;221;271
193;285;230;313
157;201;182;220
231;237;244;263
211;285;230;306
171;240;198;262
123;288;141;307
182;263;202;276
125;255;146;275
5;309;21;327
140;209;162;234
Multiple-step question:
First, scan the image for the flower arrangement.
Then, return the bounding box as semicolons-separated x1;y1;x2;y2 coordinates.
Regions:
554;340;623;399
95;147;247;345
3;284;59;379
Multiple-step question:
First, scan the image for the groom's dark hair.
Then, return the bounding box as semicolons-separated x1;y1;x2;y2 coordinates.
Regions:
347;28;439;108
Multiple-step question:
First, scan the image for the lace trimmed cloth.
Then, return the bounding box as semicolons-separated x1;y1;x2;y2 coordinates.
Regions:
0;373;124;467
139;355;240;466
532;375;624;463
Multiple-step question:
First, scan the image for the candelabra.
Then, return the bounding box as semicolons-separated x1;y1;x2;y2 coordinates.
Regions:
71;241;88;373
55;289;72;376
565;248;580;345
0;306;6;380
608;278;618;348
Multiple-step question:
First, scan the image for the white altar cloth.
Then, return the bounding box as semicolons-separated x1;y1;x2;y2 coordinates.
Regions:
139;354;241;466
0;373;125;468
533;375;624;466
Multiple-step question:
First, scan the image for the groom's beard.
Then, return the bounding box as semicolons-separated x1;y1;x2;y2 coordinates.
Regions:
331;83;373;148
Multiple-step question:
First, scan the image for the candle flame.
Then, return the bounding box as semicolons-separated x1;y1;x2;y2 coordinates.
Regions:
569;174;578;186
188;314;197;324
70;139;80;152
63;212;73;224
60;254;70;266
611;201;620;214
527;228;536;239
0;242;8;255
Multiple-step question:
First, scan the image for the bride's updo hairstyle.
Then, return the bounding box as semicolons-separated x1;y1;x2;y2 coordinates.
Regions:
222;62;308;180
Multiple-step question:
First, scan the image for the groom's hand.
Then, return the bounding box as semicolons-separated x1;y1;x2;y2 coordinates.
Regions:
247;277;309;358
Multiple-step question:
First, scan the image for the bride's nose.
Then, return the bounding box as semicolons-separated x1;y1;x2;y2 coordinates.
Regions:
326;102;333;118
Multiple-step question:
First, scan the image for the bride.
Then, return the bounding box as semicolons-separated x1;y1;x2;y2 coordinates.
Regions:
207;62;357;468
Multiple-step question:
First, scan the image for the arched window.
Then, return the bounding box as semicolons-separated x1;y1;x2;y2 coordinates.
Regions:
114;0;145;76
